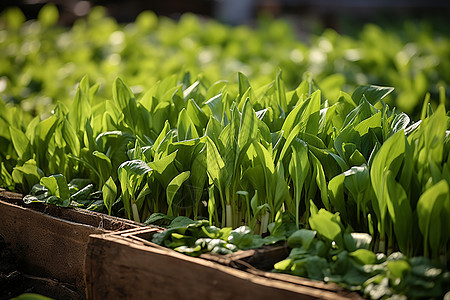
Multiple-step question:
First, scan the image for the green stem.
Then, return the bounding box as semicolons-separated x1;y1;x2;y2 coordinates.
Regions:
226;204;232;228
219;187;226;227
131;202;140;223
260;211;269;235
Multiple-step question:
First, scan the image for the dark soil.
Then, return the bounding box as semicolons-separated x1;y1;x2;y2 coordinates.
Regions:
0;235;32;300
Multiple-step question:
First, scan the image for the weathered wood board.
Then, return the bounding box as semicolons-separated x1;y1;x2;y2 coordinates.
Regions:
85;232;362;300
0;189;141;299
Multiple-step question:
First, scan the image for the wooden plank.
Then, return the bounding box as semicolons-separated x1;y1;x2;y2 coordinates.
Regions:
112;226;289;270
85;234;359;300
0;189;141;231
0;199;98;298
0;189;142;298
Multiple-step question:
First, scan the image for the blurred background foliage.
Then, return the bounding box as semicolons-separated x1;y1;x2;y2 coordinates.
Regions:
0;0;449;120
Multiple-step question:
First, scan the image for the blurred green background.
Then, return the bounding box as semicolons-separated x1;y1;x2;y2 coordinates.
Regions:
0;0;449;119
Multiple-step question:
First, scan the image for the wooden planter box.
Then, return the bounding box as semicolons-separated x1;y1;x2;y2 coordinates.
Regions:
85;228;362;299
108;226;290;271
0;189;142;299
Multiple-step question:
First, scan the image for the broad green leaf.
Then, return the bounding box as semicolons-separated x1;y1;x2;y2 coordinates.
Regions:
238;72;251;99
310;152;329;210
9;126;30;160
351;85;394;105
69;75;91;134
287;229;316;249
417;180;449;258
289;140;309;228
40;174;70;207
309;208;343;247
205;116;223;147
12;159;44;192
153;121;171;152
102;176;117;215
328;174;347;220
147;150;178;174
350;249;377;265
118;159;152;179
186;99;208;130
275;70;288;112
370;130;406;237
343;164;370;223
183;81;200;100
344;232;372;251
92;150;112;186
190;149;207;219
384;170;413;255
177;108;199;141
219;107;240;186
386;259;411;279
95;131;136;170
342;96;378;130
206;136;225;191
281;90;321;138
167;171;190;216
112;78;139;132
62;118;80;157
205;94;224;123
238;99;258;150
118;159;152;221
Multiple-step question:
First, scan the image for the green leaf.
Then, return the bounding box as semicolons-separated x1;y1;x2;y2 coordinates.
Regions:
344;232;372;251
238;99;258;150
186;99;208;130
102;176;117;215
289;139;309;228
166;171;190;216
310;152;329;210
144;213;175;226
206;136;225;191
349;249;377;265
205;94;224;123
238;72;251;99
9;126;31;160
387;259;411;279
177;108;199;140
370;130;406;237
118;159;152;179
275;70;288;112
62;118;80;157
40;174;70;207
287;229;317;249
227;226;264;250
305;256;328;281
92;150;112;186
352;85;394;105
417;180;449;257
69;75;91;134
384;170;413;255
112;78;139;132
168;216;196;229
190;149;207;218
328;174;347;220
309;209;343;247
12;159;44;192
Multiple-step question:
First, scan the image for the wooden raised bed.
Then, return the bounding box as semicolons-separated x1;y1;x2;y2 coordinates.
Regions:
85;228;362;299
110;226;290;271
0;189;142;299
